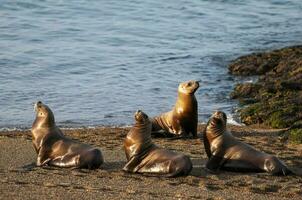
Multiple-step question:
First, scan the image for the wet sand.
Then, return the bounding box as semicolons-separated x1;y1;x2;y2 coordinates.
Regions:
1;125;301;200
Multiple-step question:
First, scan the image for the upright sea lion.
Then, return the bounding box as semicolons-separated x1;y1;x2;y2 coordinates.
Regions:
123;110;192;177
151;80;199;138
203;111;292;175
31;101;103;169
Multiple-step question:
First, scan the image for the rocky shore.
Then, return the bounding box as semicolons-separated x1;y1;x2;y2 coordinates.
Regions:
229;46;302;143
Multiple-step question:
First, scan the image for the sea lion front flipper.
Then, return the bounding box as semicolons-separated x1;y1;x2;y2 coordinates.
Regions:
205;155;225;172
123;155;142;172
203;130;212;158
36;157;51;167
36;146;51;167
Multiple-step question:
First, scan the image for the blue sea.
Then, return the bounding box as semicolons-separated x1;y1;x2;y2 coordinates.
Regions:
0;0;301;129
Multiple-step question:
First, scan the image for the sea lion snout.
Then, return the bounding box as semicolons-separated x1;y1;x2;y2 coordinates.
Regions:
34;101;43;112
178;80;200;94
208;111;227;130
135;110;142;115
134;110;149;122
195;80;200;88
212;111;227;121
187;80;200;89
135;110;142;118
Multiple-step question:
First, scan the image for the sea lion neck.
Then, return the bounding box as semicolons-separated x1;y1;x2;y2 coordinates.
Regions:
134;120;152;133
177;89;195;98
131;120;152;142
205;118;226;142
175;91;197;111
134;117;151;127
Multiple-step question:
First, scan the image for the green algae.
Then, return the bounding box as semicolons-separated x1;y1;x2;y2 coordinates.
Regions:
289;129;302;144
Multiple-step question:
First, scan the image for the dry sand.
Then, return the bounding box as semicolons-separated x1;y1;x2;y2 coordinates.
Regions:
0;125;301;200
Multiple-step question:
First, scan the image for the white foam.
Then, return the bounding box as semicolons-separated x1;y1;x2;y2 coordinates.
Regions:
227;114;244;126
0;124;133;132
0;127;29;132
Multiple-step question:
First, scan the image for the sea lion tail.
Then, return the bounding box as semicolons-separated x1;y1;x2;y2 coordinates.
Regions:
164;156;193;178
90;149;104;169
79;148;104;170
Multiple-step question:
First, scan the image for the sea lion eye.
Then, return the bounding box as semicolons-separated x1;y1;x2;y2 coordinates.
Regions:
187;82;192;87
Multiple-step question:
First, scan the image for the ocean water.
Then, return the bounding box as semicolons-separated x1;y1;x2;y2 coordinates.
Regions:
0;0;301;129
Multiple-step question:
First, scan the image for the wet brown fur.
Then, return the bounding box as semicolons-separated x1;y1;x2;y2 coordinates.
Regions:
123;110;192;177
151;80;199;138
31;101;103;169
203;111;292;175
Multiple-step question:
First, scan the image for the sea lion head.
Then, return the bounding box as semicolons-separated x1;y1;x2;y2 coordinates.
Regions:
33;101;55;128
178;80;200;95
206;111;227;135
127;110;152;152
133;110;152;135
134;110;149;124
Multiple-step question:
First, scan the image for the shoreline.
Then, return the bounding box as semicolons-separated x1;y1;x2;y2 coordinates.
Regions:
1;125;301;199
0;119;244;132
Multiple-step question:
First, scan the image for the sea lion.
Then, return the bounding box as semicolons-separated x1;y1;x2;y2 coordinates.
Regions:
31;101;103;169
151;80;199;138
203;111;292;175
123;110;192;177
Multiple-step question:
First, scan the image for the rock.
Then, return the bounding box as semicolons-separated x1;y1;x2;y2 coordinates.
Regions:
229;46;302;143
230;83;261;99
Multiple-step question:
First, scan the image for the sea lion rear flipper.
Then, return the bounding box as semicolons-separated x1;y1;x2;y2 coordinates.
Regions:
151;130;173;138
150;115;166;132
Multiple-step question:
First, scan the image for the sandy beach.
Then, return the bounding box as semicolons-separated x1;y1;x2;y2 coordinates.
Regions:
0;125;301;200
